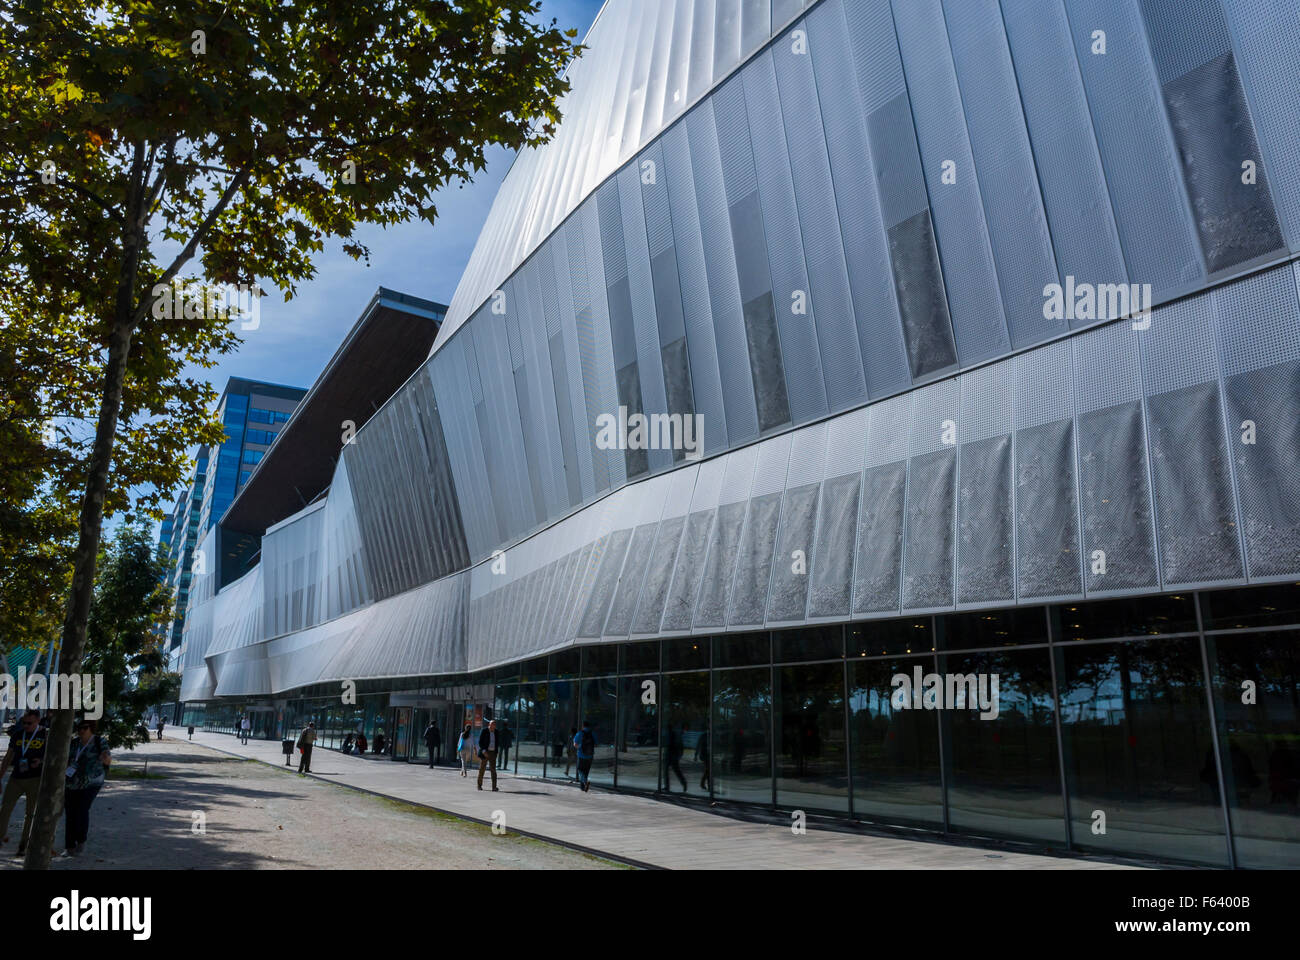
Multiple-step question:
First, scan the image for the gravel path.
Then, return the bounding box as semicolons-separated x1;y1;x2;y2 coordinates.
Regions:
0;738;622;870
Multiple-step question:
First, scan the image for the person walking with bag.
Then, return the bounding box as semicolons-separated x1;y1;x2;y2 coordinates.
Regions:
62;719;111;858
477;720;500;791
574;721;596;793
297;721;316;774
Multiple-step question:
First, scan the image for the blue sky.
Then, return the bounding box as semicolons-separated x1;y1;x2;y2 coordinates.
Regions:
191;0;606;402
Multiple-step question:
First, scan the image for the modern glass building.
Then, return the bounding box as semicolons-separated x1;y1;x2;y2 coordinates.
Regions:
157;377;306;657
180;0;1300;868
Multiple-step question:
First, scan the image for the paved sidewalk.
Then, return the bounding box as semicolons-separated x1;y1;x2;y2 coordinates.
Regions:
183;731;1134;870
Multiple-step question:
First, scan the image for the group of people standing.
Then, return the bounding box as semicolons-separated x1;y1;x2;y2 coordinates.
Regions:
0;710;112;859
449;718;598;793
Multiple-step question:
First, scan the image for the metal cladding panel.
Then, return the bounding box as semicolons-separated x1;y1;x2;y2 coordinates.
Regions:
581;200;627;492
854;393;910;616
807;1;912;402
687;102;760;447
902;379;959;611
1141;0;1286;272
1064;0;1205;298
694;445;759;628
1014;341;1083;600
1000;0;1127;329
475;310;536;537
518;259;570;519
552;222;598;502
431;339;497;559
1140;294;1244;586
956;362;1015;606
662;123;729;456
603;470;676;639
943;0;1063;348
1216;266;1300;577
618;165;674;475
766;423;826;624
663;457;726;632
771;31;868;413
892;0;1010;367
320;457;373;622
630;464;700;636
742;51;828;426
728;432;792;626
261;503;325;638
808;407;867;619
1225;0;1300;248
1073;322;1159;594
578;525;633;640
713;0;743;84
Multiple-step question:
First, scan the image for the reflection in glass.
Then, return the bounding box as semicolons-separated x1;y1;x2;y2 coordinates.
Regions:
580;677;618;786
617;674;660;791
661;672;710;796
514;683;547;778
1201;583;1300;631
848;656;944;828
940;649;1065;845
1052;594;1196;642
712;667;773;804
1056;639;1227;865
775;663;848;812
1208;630;1300;868
548;679;580;780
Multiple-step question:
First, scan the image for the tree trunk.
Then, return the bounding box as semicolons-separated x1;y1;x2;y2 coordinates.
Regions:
22;312;135;869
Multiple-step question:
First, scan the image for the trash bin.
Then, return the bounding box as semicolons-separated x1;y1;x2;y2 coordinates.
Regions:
282;738;295;765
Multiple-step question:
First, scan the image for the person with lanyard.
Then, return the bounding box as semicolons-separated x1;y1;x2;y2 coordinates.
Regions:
62;718;111;858
0;710;47;858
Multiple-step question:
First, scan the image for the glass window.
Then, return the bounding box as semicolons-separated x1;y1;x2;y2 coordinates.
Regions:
775;662;848;813
938;607;1047;650
547;679;579;779
711;667;772;805
847;618;933;658
617;674;660;791
513;683;547;779
242;449;264;465
940;648;1065;845
1207;630;1300;868
773;626;844;663
712;632;769;669
664;636;710;672
549;649;579;680
580;644;618;677
1056;638;1228;866
661;672;709;797
849;656;944;828
579;677;618;786
1051;594;1197;642
619;640;660;674
1201;582;1300;631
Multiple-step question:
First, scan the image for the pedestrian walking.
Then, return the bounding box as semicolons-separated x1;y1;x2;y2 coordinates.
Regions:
476;719;500;791
574;721;596;792
0;710;46;858
61;719;111;858
457;724;474;776
423;720;441;767
663;722;687;793
240;714;251;744
297;721;316;774
563;726;578;778
155;717;166;740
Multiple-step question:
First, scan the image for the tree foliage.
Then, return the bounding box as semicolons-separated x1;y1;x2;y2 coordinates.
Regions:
0;0;581;870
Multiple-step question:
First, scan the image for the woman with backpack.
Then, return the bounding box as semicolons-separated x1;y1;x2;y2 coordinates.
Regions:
457;724;475;777
63;718;111;858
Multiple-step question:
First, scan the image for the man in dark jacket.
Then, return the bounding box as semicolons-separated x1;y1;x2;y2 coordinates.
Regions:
477;720;500;791
423;720;441;767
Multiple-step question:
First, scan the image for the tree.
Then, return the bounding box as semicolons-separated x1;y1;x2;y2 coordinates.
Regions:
0;0;580;869
82;524;180;749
